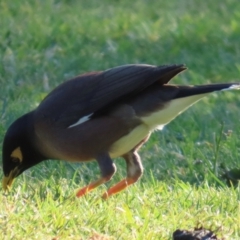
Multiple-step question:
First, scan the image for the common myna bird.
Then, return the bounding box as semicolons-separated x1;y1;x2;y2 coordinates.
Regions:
2;64;240;199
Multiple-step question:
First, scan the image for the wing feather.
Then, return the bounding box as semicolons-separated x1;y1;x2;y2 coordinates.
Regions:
35;64;186;127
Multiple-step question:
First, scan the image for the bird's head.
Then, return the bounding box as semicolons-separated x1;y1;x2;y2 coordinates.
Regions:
2;113;45;191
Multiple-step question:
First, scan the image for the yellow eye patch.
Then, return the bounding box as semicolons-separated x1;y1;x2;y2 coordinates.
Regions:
10;147;23;162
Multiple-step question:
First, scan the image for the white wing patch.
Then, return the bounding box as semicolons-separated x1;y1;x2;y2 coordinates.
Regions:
68;113;93;128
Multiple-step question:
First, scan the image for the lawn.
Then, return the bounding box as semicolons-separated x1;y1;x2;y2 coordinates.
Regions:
1;0;240;239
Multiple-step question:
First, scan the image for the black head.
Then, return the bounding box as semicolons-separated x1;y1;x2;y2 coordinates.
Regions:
2;112;46;190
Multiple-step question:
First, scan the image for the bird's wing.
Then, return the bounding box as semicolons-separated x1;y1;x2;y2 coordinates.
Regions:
35;64;186;128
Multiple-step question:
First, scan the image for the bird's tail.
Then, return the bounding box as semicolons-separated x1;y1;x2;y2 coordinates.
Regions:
174;83;240;99
141;82;240;130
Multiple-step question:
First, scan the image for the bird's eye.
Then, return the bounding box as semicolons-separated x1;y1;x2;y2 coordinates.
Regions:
11;157;20;163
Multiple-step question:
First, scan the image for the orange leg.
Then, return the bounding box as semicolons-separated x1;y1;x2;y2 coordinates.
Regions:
102;151;143;199
76;153;116;197
102;177;136;199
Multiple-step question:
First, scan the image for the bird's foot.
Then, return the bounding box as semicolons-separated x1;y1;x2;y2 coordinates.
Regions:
76;186;89;197
102;178;135;200
76;177;107;198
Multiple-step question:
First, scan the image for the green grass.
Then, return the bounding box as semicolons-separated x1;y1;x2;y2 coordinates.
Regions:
1;0;240;239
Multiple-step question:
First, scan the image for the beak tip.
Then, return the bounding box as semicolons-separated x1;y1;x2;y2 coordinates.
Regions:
2;177;13;192
2;167;19;192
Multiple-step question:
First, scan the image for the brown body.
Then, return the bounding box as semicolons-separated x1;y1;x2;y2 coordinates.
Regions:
2;64;240;198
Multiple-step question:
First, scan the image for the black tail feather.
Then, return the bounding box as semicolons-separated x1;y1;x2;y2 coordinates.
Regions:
173;83;240;99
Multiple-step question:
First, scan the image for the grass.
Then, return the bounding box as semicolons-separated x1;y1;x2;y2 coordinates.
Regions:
1;0;240;239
